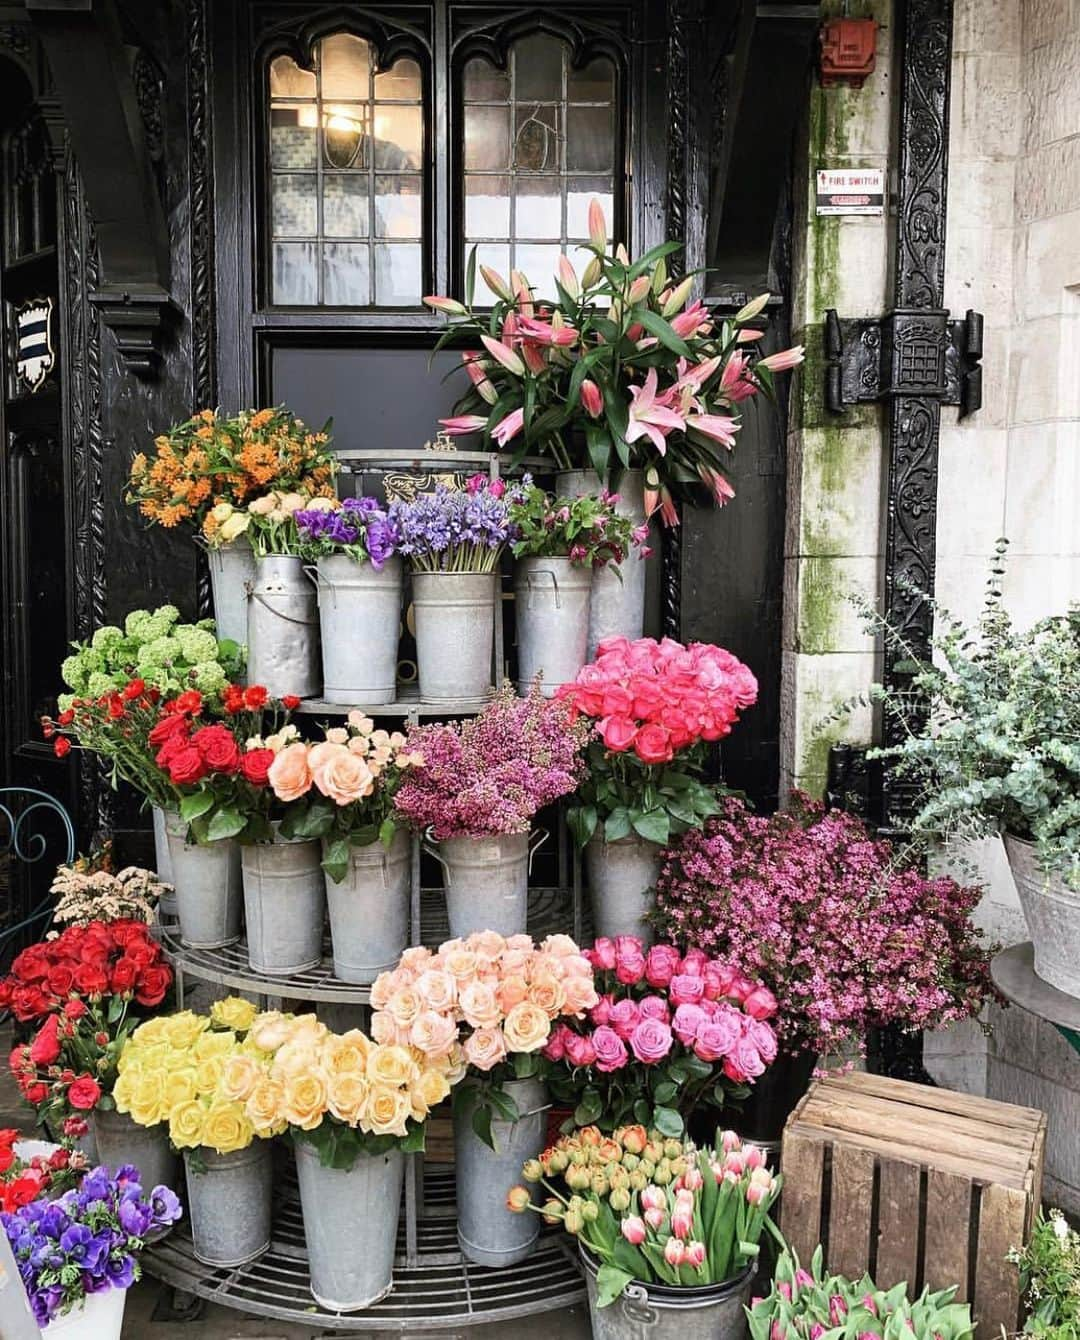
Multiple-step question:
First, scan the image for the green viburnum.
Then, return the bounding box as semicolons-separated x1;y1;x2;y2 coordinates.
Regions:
861;543;1080;888
1010;1209;1080;1339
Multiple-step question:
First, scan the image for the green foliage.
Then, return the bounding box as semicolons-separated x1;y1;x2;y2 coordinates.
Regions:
507;480;637;569
1011;1210;1080;1338
291;1114;425;1171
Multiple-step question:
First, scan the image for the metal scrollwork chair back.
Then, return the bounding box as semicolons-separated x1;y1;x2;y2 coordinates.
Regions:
0;787;76;958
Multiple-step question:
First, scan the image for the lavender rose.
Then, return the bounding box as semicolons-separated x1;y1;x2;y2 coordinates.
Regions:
629;1017;674;1064
592;1025;629;1073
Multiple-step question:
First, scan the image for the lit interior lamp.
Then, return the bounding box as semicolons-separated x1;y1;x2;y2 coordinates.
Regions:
323;106;367;168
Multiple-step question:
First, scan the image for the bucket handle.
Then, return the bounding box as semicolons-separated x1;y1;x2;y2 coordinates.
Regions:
421;835;448;873
622;1284;659;1326
524;567;561;610
247;589;319;627
528;827;548;874
303;563;337;609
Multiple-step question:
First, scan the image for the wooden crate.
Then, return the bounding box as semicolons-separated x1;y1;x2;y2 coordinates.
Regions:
780;1072;1046;1335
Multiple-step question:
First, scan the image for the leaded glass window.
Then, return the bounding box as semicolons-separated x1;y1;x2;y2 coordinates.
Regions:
269;33;424;306
462;33;616;301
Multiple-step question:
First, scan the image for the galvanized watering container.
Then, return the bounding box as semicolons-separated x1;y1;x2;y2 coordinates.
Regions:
434;830;545;938
92;1107;179;1195
1005;832;1080;997
152;805;177;919
165;815;243;949
581;1248;753;1340
207;538;258;650
184;1143;273;1267
311;554;402;705
454;1076;548;1268
241;826;326;975
294;1140;404;1311
558;469;648;658
247;554;320;699
325;828;411;984
514;556;592;696
585;832;662;945
412;569;496;703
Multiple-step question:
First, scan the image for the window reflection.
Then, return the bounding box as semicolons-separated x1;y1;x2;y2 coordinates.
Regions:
268;41;424;306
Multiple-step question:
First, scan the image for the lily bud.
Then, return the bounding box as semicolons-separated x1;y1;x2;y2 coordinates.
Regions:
615;243;630;266
582;255;602;288
627;275;652;305
481;334;526;376
479;264;514;302
580;378;604;418
423;295;467;316
588;198;608;251
735;292;770;322
652;256;667;294
661;276;694;317
557;254;580;300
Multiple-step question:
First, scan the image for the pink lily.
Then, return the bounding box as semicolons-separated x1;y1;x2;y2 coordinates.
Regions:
588;198;607;251
688;413;740;448
492;407;524;447
698;465;736;506
580;379;603;418
479;265;514;302
516;315;578;347
659;487;680;527
758;345;805;372
481;334;526;376
720;351;758;404
670;299;712;339
438;415;487;435
737;328;765;343
462;352;498;406
521;342;547;374
511;270;534;318
626;369;685;455
424;295;466;316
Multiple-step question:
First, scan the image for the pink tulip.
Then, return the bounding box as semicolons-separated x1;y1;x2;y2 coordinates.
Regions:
640;1185;666;1212
670;1191;694;1240
481;334;525;376
770;1324;787;1340
479;264;514;302
747;1180;772;1207
557;254;580;299
424;294;467;315
744;1144;766;1170
829;1296;847;1325
679;1165;704;1192
644;1206;666;1231
664;1237;686;1267
795;1269;814;1290
620;1215;646;1246
579;378;603;418
861;1295;877;1316
720;1129;741;1153
684;1240;706;1269
438;415;486;435
810;1326;826;1340
588;198;607;251
492;408;524;447
626;369;685;455
778;1281;792;1301
758;345;805;372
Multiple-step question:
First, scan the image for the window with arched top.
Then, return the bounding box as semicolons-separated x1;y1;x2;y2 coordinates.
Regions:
268;32;424;306
461;32;616;300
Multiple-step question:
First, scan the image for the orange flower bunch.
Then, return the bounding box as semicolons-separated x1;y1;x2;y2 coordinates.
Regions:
127;406;337;538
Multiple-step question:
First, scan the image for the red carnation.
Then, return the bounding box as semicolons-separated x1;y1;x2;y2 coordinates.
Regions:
106;696;126;721
66;1075;102;1111
134;964;172;1008
222;684;246;713
281;695;301;710
240;748;275;786
243;685;269;710
54;736;71;758
57;708;75;725
173;689;204;716
167;745;208;785
122;678;146;700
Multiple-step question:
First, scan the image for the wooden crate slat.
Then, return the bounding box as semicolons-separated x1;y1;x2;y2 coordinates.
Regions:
875;1157;922;1292
826;1144;876;1280
973;1182;1026;1335
923;1169;972;1301
779;1131;825;1264
814;1073;1044;1131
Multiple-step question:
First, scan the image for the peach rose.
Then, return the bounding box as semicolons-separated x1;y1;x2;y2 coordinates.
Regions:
459;981;501;1030
245;1076;287;1136
282;1072;328;1129
563;974;600;1014
409;1010;458;1057
414;969;457;1013
247;1010;292;1053
438;1043;468;1085
370;1011;405;1046
495;975;529;1014
385;987;422;1028
502;1002;551;1053
324;727;348;745
220;1053;262;1103
367;1044;419;1088
327;1072;369;1125
412;1067;450;1114
307;740;346;773
268;742;313;802
527;973;566;1017
370;967;409;1010
462;1026;507;1072
541;934;580;958
313;749;374;806
322;1031;371;1076
364;1084;412;1138
504;933;533;953
400;947;435;973
440;948;479;982
347;711;374;734
500;948;532;976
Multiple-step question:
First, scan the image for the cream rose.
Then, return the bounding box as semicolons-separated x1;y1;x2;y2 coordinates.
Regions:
268;742;313;802
327;1073;369;1125
245;1076;287;1135
458;981;501;1030
400;947;434;973
248;493;278;516
414;969;457;1013
562;974;599;1014
220;1053;262;1103
247;1010;292;1053
384;987;422;1028
541;934;579;958
282;1072;328;1130
370;1012;405;1046
411;1067;450;1115
409;1010;458;1058
367;1044;419;1088
440;948;479;982
322;1031;371;1076
347;711;374;734
462;1026;507;1072
364;1084;412;1138
502;1002;551;1053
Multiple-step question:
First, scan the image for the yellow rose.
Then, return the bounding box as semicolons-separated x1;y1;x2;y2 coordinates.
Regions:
409;1068;450;1120
162;1012;210;1051
121;1040;168;1074
245;1076;287;1136
367;1045;418;1089
210;997;257;1033
363;1084;412;1138
203;1102;254;1155
194;1030;236;1060
502;1001;551;1053
220;1053;262;1103
282;1072;328;1130
130;1017;170;1047
111;1067;138;1114
127;1071;166;1127
195;1056;226;1097
326;1073;369;1126
321;1031;371;1077
169;1099;208;1150
161;1067;199;1113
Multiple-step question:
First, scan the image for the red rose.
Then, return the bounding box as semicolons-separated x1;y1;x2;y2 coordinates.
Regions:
53;736;72;758
66;1075;102;1110
240;748;275;786
123;940;156;970
73;964;109;997
25;1082;48;1105
11;986;47;1021
0;1146;13;1174
133;964;172;1008
110;958;137;994
46;964;75;998
168;745;208;785
62;999;89;1020
191;724;241;773
243;685;269;710
634;723;674;765
109;920;149;948
29;1016;61;1066
281;695;301;710
57;708;75;725
149;713;188;746
122;678;146;700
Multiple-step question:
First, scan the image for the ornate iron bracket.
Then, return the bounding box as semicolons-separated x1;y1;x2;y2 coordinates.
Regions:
824;307;983;417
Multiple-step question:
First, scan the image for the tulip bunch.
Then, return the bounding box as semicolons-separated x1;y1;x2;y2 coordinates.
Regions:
545;936;778;1136
0;1131;91;1212
557;636;757;848
508;1126;781;1308
425;197;803;523
748;1247;974;1340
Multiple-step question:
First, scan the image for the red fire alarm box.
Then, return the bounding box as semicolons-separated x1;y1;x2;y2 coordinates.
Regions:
819;18;878;88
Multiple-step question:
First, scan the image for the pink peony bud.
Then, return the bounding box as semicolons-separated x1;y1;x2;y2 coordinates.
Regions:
620;1214;646;1246
684;1240;706;1269
664;1237;686;1268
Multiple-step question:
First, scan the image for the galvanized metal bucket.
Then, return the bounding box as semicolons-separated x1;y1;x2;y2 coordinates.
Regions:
558;468;648;658
514;555;592;697
310;553;403;705
92;1106;179;1194
294;1139;405;1311
165;815;243;949
184;1142;273;1267
247;553;321;700
454;1076;548;1268
206;538;258;650
1005;832;1080;996
242;825;326;975
325;828;411;984
581;1246;753;1340
585;832;662;945
432;830;546;938
152;805;178;919
412;569;496;703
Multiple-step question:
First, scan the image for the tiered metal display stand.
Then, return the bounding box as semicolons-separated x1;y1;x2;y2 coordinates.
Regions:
144;448;590;1328
991;942;1080;1058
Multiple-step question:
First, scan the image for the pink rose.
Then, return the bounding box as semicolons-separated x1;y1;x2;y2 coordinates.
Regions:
629;1018;673;1064
638;995;671;1025
599;715;637;752
678;948;708;977
694;1015;741;1062
600;685;633;718
672;1003;708;1045
634;723;673;765
588;938;617;971
644;944;681;988
743;985;778;1020
703;960;737;1000
724;1037;766;1082
542;1024;569;1061
747;1018;778;1063
669;974;705;1006
564;1032;598;1068
592;1026;629;1073
608;998;641;1041
590;993;615;1027
727;973;755;1003
614;938;646;986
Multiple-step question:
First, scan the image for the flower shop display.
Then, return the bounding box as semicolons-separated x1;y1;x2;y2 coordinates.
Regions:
50;861;168;927
394;686;586;936
426;201;803;525
388;476;515;702
0;1132;91;1213
370;930;597;1267
126;407;336;646
508;1125;781;1337
1011;1208;1080;1338
1;1162;183;1338
273;715;423;984
651;795;998;1139
543;936;777;1139
115;998;276;1267
295;494;404;705
865;567;1080;996
558;635;758;942
506;476;642;695
748;1247;975;1340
